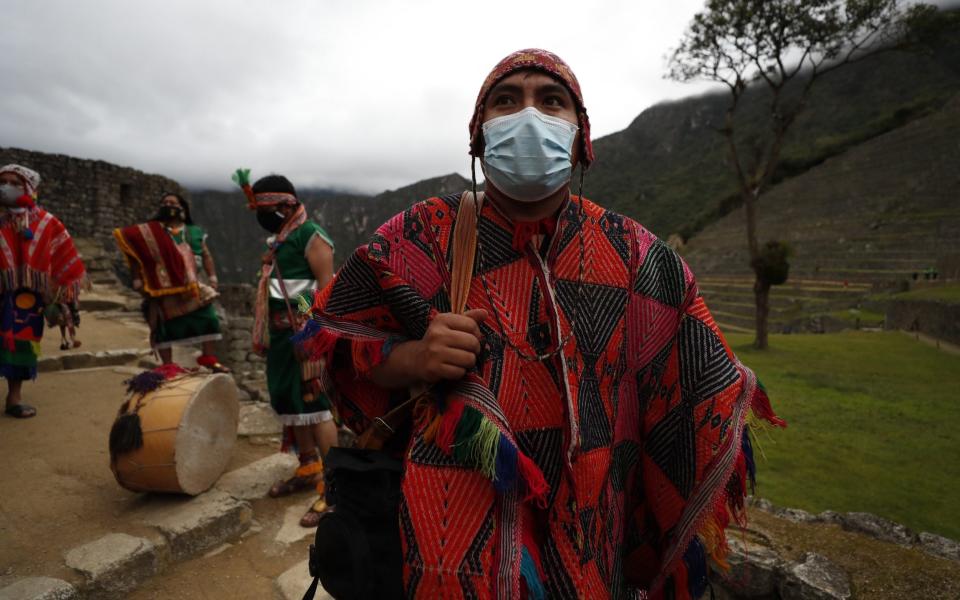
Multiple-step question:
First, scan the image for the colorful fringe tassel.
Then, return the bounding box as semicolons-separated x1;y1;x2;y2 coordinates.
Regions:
433;399;549;506
682;383;787;594
682;537;708;600
520;546;546;600
123;363;186;395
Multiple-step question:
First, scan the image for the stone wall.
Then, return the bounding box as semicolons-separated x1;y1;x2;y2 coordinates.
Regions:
214;284;266;395
885;298;960;345
0;146;186;246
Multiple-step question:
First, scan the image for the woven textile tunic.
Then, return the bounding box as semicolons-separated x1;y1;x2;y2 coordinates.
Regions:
303;193;783;599
265;220;336;425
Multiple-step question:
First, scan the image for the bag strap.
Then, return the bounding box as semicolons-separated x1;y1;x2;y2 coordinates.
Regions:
355;191;481;451
449;190;480;314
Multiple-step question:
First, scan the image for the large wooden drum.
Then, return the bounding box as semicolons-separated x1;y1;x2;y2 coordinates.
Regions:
111;373;239;495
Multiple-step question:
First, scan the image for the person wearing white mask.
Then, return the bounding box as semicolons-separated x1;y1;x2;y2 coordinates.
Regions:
0;164;86;419
297;50;785;599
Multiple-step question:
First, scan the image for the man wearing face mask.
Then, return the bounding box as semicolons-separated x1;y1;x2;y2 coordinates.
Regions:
0;164;86;419
298;50;784;598
232;172;337;528
114;193;226;371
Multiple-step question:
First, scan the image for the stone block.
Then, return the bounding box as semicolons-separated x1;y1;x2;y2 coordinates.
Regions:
230;330;252;344
227;349;248;363
216;453;298;500
713;536;783;598
919;531;960;561
748;496;774;512
231;317;255;330
63;533;158;597
60;352;96;370
142;489;252;562
275;560;333;600
775;507;818;524
839;511;919;546
0;577;77;600
275;497;319;546
92;350;139;367
779;553;852;600
816;510;843;525
238;402;282;436
38;357;64;373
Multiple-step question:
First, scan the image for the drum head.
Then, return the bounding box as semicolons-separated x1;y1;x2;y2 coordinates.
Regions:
174;373;239;495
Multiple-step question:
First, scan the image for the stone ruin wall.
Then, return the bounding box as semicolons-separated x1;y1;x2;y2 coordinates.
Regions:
214;284;266;394
0;146;186;246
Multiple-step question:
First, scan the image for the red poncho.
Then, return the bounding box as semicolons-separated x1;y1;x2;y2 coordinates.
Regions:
300;194;785;599
113;221;197;298
0;206;86;299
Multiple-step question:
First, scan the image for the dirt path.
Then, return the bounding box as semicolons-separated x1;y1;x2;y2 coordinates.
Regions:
0;366;270;585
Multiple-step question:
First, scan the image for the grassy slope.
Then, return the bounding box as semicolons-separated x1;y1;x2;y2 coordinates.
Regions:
726;330;960;539
890;284;960;304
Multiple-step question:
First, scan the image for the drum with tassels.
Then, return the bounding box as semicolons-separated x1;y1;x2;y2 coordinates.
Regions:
109;371;239;495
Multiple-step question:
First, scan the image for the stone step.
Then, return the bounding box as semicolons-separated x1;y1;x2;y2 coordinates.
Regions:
38;349;149;373
47;490;254;599
79;297;129;312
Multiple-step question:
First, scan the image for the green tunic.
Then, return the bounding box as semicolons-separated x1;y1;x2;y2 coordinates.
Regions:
153;225;221;348
265;221;335;424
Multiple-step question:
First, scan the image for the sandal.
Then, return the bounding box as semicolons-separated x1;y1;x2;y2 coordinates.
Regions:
5;404;36;419
268;462;323;498
209;362;231;374
299;498;329;528
59;341;70;351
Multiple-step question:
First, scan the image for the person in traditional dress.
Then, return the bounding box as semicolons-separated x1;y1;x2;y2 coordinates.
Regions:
44;297;81;350
232;171;338;527
0;164;86;419
297;49;786;598
114;193;227;371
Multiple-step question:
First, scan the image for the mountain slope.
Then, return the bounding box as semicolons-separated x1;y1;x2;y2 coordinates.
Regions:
683;93;960;331
586;21;960;240
190;174;470;283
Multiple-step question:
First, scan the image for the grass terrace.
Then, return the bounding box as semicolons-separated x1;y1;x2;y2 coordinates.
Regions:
728;330;960;540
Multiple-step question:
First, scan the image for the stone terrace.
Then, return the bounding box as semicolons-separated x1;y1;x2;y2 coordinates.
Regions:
684;94;960;333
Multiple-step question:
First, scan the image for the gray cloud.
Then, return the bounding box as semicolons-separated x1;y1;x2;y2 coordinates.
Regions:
3;0;716;192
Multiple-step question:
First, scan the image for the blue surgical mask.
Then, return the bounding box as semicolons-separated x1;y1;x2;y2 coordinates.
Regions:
481;107;578;203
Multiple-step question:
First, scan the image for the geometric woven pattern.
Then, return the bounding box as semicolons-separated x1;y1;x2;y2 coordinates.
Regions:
678;317;741;406
635;239;686;308
308;192;777;599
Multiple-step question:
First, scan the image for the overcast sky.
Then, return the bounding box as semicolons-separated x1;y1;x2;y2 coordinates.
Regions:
4;1;728;193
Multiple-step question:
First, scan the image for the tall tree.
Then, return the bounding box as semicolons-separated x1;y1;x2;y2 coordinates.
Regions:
667;0;935;349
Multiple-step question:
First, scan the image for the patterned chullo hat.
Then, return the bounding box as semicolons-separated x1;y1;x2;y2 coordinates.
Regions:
467;48;595;167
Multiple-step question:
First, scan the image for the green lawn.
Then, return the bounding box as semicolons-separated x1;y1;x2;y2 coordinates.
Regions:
890;284;960;305
727;330;960;540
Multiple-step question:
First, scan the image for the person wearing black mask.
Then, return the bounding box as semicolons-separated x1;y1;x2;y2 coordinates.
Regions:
233;171;337;528
115;193;227;371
